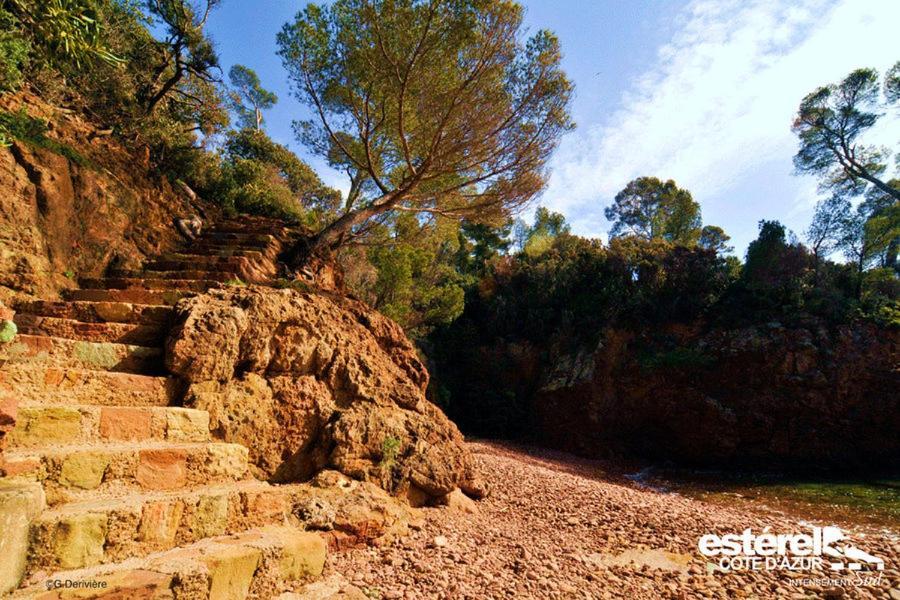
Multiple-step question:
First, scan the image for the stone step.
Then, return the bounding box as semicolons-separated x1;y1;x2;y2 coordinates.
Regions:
0;364;177;407
13;315;164;346
158;250;270;264
109;269;239;283
13;524;326;598
64;288;193;306
3;441;249;499
210;222;292;236
197;231;279;244
144;255;257;271
192;237;277;250
13;301;173;326
6;405;209;449
78;278;222;293
187;244;282;262
0;335;163;374
145;257;276;284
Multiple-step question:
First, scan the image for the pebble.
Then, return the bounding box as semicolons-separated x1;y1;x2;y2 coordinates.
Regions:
329;441;895;600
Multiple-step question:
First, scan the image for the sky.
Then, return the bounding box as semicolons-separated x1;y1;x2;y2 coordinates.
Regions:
205;0;900;256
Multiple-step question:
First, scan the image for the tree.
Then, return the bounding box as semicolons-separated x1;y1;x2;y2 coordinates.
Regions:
806;195;850;282
885;61;900;105
837;196;900;298
519;206;569;256
141;0;221;117
227;64;277;131
218;128;340;223
743;220;812;307
277;0;573;258
792;66;900;202
455;220;511;276
605;177;702;244
361;212;467;338
698;225;732;255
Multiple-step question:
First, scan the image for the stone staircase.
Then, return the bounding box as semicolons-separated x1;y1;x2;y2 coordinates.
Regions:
0;217;333;599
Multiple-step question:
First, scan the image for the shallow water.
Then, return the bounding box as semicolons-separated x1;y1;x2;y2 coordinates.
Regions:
646;469;900;530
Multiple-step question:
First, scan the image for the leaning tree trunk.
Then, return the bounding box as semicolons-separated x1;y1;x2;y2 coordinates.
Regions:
282;196;397;268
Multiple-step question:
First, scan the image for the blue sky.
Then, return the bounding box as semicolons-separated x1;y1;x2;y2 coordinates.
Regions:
205;0;900;256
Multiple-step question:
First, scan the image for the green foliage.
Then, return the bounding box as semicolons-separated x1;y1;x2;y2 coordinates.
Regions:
274;278;312;292
516;207;570;257
861;268;900;327
741;220;812;310
347;212;468;339
277;0;574;253
605;177;702;244
698;225;733;255
9;0;123;68
886;61;900;105
0;109;89;165
793;65;899;203
227;64;277;131
430;234;734;437
200;128;340;224
455;220;511;277
379;436;401;470
0;8;29;92
0;319;17;343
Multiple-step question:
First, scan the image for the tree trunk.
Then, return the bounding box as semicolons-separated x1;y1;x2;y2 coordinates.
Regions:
145;68;183;115
284;196;396;267
853;165;900;202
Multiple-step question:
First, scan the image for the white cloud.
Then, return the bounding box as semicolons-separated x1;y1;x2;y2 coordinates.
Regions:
542;0;900;244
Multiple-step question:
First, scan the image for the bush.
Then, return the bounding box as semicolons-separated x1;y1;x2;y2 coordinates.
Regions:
221;158;307;222
0;9;28;92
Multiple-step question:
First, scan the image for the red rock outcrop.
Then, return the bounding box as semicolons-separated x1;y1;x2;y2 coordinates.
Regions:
531;322;900;468
166;286;484;503
0;90;214;305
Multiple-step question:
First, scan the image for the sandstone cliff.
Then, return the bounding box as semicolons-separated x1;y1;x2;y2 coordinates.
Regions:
451;321;899;469
0;91;212;305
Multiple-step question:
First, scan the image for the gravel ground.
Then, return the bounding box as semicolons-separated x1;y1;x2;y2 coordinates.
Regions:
329;441;900;600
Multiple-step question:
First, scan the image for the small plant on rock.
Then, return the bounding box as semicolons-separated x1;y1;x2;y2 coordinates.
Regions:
379;436;401;471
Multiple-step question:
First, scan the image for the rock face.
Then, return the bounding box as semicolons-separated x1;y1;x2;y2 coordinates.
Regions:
530;322;900;468
166;286;482;502
0;91;211;305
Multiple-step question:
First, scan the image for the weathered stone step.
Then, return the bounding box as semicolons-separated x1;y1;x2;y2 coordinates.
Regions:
6;405;209;449
13;524;326;599
109;269;239;283
145;258;276;284
0;335;163;374
188;244;282;262
64;288;193;306
0;364;177;407
193;238;276;251
3;441;249;498
14;300;173;326
79;277;222;292
13;315;163;345
158;250;270;264
197;231;279;244
210;222;292;236
145;255;258;271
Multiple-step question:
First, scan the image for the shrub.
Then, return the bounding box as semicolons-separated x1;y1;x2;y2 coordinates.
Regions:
0;9;29;92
